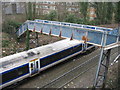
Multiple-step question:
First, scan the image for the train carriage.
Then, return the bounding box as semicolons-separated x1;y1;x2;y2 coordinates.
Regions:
0;39;94;89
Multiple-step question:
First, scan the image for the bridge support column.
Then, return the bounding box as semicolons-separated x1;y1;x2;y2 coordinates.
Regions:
82;43;87;51
70;33;73;40
94;49;111;88
93;31;111;88
35;32;39;47
25;28;30;50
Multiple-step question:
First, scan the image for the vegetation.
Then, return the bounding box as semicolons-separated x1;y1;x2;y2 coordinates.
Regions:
24;2;37;50
2;20;22;34
25;28;30;50
3;2;119;51
79;2;89;21
90;2;114;25
25;2;36;20
2;40;10;47
45;10;57;21
114;2;120;23
65;14;77;23
3;2;119;34
41;2;119;25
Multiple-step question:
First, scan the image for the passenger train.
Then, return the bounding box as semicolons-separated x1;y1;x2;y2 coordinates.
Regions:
0;39;94;89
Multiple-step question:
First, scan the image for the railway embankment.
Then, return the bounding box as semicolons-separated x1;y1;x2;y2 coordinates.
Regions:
2;32;63;57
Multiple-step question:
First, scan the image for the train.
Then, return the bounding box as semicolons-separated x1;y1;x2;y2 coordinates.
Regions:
0;39;94;89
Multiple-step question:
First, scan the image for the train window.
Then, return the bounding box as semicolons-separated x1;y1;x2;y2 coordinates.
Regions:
17;64;29;76
2;64;29;84
40;56;51;67
18;71;23;76
31;63;34;70
87;44;93;47
2;69;18;84
40;44;82;68
36;61;38;68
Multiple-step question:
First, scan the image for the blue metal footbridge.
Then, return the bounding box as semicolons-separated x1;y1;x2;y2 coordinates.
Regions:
17;19;120;88
17;19;119;48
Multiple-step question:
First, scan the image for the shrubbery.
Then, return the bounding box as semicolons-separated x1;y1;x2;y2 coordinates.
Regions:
2;40;10;47
2;20;22;34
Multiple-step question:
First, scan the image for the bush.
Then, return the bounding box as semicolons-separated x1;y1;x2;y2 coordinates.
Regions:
2;20;22;34
2;40;10;47
45;10;57;21
76;18;85;24
64;14;77;23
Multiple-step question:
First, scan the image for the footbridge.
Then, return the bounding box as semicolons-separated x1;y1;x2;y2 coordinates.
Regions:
16;19;120;88
17;19;120;49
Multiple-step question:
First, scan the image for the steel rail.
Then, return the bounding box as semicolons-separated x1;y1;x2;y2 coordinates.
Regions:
58;64;97;89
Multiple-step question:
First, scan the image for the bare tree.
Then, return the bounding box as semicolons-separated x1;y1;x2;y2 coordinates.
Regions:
79;2;89;21
56;2;68;21
25;2;36;20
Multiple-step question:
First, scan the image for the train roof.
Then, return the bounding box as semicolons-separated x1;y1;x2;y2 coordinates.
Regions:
0;39;83;73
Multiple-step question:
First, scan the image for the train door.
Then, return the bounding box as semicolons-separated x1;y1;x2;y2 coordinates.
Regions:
29;58;40;76
82;43;87;51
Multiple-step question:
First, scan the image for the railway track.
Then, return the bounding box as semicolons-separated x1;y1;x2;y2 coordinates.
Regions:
40;54;99;88
40;51;119;88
